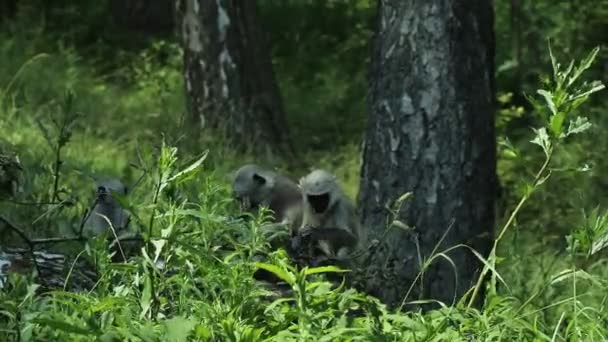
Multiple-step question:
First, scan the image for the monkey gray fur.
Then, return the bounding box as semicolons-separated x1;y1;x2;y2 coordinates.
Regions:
83;178;130;238
231;164;302;233
297;169;363;262
232;164;304;285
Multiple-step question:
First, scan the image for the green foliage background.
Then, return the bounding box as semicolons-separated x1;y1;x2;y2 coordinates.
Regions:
1;0;608;340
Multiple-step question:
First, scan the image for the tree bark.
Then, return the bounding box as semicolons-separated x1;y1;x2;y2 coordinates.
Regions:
176;0;295;160
0;0;18;22
358;0;496;309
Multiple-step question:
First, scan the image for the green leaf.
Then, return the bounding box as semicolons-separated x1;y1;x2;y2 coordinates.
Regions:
32;318;93;336
164;316;197;342
139;275;152;319
566;116;592;137
152;239;166;263
568;46;600;87
303;265;349;276
530;127;551;156
591;233;608;255
550;269;599;285
254;262;295;285
536;89;557;115
461;245;510;293
569;81;606;101
548;41;558;80
549;111;566;137
166;150;209;184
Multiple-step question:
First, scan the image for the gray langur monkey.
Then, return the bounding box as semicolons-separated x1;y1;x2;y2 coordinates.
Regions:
297;169;363;262
231;164;303;234
231;164;303;285
83;178;130;238
82;178;142;262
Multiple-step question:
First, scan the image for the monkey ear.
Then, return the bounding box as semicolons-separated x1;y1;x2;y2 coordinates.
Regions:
252;173;266;185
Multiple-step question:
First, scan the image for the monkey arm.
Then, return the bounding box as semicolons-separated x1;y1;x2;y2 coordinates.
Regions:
300;227;358;249
259;221;290;234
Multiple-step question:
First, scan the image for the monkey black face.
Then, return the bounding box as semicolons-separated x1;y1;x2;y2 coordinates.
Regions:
252;173;266;187
97;186;108;197
232;170;268;211
97;186;117;205
307;193;330;214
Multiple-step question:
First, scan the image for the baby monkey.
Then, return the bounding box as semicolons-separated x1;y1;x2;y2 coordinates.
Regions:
296;169;363;265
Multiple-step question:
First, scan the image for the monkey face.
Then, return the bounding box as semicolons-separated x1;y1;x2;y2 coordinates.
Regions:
307;193;330;214
232;172;267;210
97;185;108;196
95;179;127;205
300;169;339;214
96;186;115;204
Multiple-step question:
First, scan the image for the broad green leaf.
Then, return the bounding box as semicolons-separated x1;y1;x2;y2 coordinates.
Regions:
164;316;197;342
303;265;349;276
254;262;295;285
549;111;565;137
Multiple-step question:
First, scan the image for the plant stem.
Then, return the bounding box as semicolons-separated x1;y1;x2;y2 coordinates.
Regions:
467;151;553;308
146;177;162;320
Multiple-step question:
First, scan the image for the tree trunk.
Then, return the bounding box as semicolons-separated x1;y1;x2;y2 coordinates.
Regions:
176;0;295;160
0;0;18;22
358;0;496;309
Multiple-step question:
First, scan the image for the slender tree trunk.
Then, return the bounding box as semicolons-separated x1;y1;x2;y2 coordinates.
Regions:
358;0;496;309
176;0;295;160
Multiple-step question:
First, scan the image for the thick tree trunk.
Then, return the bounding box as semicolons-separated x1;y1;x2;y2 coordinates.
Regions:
176;0;295;159
358;0;496;309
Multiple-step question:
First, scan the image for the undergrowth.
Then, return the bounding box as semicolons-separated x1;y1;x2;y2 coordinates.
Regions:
0;17;607;342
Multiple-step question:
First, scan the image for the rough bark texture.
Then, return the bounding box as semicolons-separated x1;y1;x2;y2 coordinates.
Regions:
176;0;295;159
358;0;496;309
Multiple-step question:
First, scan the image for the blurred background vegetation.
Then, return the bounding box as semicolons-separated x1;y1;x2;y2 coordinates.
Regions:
1;0;607;339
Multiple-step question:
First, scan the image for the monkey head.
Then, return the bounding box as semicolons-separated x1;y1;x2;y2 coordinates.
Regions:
95;178;128;205
231;164;276;211
300;169;339;214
